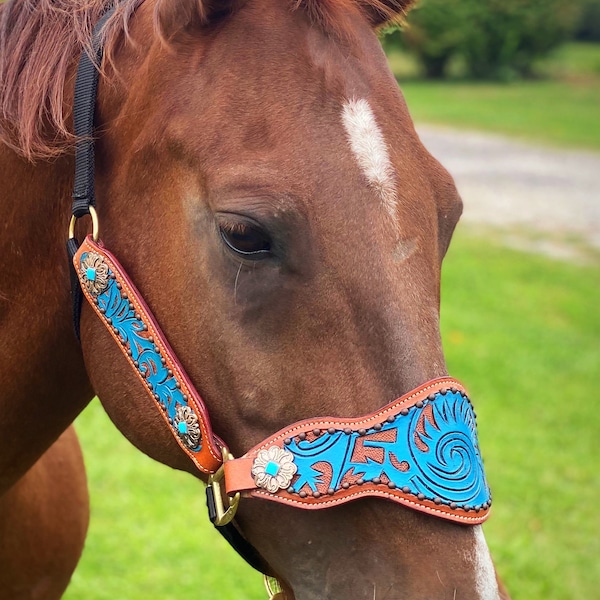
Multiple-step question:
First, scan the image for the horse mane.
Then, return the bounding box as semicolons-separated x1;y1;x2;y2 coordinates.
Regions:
0;0;142;160
0;0;411;161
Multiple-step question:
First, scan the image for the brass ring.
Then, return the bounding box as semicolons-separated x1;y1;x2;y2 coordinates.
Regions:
68;206;99;242
264;576;284;599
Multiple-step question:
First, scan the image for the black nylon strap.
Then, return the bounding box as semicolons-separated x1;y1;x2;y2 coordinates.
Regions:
69;6;116;340
206;486;273;575
215;522;273;575
71;6;116;218
67;237;84;341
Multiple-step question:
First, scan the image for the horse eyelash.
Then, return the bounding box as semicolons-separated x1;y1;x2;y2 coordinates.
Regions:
219;220;250;234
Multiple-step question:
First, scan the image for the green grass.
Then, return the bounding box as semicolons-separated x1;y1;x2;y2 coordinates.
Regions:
399;79;600;150
386;43;600;150
441;232;600;600
64;403;265;600
66;232;600;600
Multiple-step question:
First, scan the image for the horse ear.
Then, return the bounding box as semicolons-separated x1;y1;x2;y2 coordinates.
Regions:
360;0;415;27
155;0;244;37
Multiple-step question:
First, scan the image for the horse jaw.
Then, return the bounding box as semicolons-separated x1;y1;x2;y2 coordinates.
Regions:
236;500;505;600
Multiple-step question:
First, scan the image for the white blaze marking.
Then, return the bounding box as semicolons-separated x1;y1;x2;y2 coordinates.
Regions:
473;526;500;600
341;98;398;218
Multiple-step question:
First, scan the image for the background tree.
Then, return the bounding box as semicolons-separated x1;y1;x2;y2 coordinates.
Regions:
386;0;583;80
575;0;600;41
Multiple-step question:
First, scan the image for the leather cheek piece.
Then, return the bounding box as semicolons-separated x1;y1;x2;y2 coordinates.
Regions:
73;235;225;474
224;380;492;525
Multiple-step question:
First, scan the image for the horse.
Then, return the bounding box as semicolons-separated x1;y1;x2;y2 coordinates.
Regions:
0;0;510;598
0;427;88;599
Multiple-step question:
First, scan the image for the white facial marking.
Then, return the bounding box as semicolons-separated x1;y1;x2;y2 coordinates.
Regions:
341;98;398;218
472;526;500;600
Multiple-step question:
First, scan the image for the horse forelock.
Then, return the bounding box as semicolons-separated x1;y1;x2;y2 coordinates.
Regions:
0;0;412;161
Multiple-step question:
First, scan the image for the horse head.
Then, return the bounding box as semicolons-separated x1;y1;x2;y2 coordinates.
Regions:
0;0;507;598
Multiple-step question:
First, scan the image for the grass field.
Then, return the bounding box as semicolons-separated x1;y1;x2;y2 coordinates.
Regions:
66;231;600;600
441;232;600;600
386;43;600;150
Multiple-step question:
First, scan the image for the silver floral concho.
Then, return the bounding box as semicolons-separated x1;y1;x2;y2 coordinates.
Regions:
80;252;110;296
173;405;202;450
251;446;297;493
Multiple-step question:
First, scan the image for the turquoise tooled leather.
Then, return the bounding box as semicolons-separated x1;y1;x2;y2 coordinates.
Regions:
284;389;491;511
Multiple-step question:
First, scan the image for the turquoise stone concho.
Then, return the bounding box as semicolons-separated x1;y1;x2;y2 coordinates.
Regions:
174;405;202;449
251;447;298;493
79;251;203;453
79;251;110;296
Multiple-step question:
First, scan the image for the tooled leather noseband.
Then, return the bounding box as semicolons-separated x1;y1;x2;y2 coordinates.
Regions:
67;4;492;588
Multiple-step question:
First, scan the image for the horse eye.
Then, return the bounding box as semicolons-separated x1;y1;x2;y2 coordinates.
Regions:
219;222;272;258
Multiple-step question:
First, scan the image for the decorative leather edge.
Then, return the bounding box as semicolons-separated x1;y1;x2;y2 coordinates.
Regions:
224;378;492;525
74;235;224;474
251;485;490;524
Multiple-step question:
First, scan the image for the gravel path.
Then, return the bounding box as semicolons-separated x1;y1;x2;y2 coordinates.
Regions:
417;125;600;260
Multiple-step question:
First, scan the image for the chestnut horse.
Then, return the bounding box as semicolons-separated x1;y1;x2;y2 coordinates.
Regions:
0;0;509;598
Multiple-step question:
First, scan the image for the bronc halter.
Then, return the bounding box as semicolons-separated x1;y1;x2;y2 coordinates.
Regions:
67;5;492;597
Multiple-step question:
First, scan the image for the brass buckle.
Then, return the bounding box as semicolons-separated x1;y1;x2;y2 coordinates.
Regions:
264;575;285;599
68;206;99;242
207;448;240;526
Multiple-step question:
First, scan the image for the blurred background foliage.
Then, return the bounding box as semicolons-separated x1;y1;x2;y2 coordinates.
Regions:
383;0;600;80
